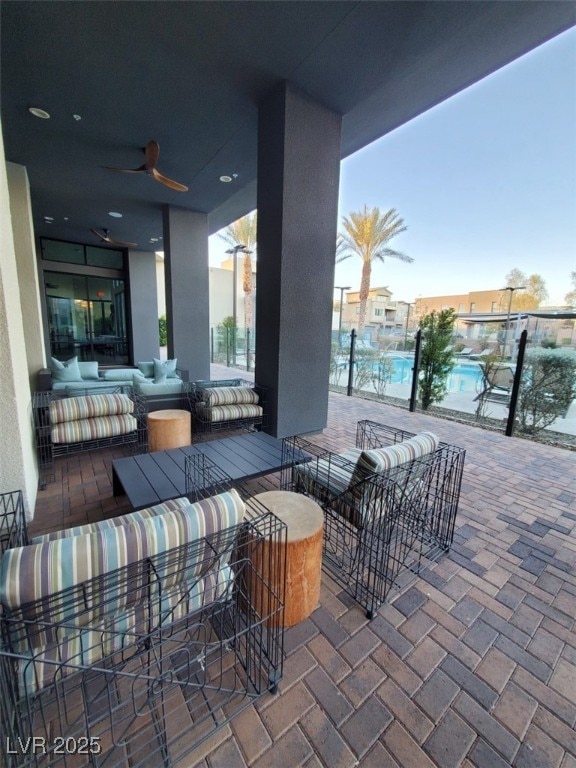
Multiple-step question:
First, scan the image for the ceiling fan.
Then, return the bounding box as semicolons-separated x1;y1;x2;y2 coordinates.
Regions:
91;228;138;248
103;140;189;192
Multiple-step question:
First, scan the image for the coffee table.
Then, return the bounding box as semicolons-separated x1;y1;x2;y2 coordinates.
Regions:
112;431;292;510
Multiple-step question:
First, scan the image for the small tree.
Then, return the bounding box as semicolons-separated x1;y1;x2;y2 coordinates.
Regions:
371;353;395;398
517;348;576;434
353;346;379;391
418;308;457;410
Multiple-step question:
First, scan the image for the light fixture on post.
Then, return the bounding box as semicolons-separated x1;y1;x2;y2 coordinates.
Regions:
335;286;351;347
226;244;246;366
403;302;413;349
499;285;525;359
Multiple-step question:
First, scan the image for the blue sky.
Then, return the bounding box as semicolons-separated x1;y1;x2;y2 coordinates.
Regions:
210;26;575;306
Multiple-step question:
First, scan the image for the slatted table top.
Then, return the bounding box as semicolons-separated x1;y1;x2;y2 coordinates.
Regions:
112;431;290;510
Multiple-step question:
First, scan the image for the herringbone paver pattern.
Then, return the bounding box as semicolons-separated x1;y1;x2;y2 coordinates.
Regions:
31;388;576;768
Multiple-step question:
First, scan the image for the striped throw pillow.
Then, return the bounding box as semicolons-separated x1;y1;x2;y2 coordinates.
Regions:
203;386;259;406
49;393;134;423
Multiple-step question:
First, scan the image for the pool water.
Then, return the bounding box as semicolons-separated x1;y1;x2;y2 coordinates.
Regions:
384;357;483;393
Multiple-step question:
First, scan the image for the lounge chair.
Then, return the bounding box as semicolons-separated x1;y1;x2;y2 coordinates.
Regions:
458;347;474;357
474;363;515;403
469;348;494;359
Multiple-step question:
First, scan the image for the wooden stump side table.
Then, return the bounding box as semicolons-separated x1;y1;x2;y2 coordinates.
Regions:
147;409;191;452
250;490;323;628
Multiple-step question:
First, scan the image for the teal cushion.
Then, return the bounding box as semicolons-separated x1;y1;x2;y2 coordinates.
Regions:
50;356;82;382
137;361;154;378
103;368;141;381
153;358;178;380
77;361;99;381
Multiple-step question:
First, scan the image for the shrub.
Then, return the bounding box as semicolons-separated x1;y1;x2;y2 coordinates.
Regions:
517;348;576;433
418;309;457;410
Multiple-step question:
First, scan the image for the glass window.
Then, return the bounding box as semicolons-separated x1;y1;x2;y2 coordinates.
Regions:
86;246;124;269
45;272;128;364
42;240;85;265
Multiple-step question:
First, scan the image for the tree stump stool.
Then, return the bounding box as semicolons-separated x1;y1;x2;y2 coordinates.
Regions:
250;490;323;628
147;409;191;452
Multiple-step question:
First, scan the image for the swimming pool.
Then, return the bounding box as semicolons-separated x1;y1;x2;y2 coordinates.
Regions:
384;356;483;393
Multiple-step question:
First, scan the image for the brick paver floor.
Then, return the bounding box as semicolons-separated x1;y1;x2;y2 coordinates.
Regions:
30;389;576;767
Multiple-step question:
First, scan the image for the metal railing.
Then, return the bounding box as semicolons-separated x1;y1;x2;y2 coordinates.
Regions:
330;328;576;446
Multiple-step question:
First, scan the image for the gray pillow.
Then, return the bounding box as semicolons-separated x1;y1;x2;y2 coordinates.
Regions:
50;356;82;382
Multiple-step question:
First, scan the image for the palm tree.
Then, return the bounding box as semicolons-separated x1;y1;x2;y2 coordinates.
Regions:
337;206;412;333
218;212;257;329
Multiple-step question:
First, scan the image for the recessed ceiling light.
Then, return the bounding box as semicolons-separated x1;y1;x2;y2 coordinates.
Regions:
219;175;232;183
29;107;50;119
72;114;82;121
150;237;159;243
63;217;69;221
108;211;123;218
44;216;54;221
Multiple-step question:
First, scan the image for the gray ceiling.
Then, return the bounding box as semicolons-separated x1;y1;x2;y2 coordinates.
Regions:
1;1;574;252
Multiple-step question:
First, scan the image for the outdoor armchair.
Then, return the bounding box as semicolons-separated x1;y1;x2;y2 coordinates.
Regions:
282;420;465;618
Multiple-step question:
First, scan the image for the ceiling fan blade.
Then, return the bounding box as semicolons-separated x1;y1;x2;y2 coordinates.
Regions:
90;228;108;242
91;228;137;248
102;164;147;174
109;237;138;248
144;140;160;169
151;167;189;192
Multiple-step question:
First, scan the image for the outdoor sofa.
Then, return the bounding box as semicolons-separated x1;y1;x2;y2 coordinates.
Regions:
0;487;285;768
282;420;466;618
38;357;190;411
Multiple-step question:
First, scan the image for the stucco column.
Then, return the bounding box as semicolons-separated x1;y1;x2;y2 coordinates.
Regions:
256;84;342;437
128;250;160;362
162;207;210;380
6;162;45;388
0;131;38;515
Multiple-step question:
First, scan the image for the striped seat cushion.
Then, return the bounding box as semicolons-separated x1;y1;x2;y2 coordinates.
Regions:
198;403;263;423
31;497;192;543
51;414;137;444
202;386;259;406
49;393;134;423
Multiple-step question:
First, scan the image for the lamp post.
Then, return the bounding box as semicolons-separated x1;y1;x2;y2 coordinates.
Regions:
335;286;351;347
226;244;246;365
500;285;525;359
403;302;413;349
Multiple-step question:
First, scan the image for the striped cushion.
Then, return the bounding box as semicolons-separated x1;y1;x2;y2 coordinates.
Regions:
31;497;192;543
355;432;440;474
51;414;137;444
202;386;259;406
0;489;245;614
199;403;263;423
49;393;134;423
16;566;233;696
